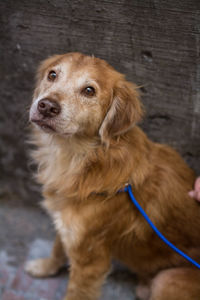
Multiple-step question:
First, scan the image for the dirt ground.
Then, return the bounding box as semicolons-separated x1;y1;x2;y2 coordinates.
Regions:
0;197;137;300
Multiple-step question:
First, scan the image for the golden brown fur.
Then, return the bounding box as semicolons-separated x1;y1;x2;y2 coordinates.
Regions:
25;53;200;300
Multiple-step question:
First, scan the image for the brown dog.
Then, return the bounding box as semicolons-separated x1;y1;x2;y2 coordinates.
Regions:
25;52;200;300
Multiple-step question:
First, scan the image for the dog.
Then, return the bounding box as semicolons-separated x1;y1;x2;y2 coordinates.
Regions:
25;52;200;300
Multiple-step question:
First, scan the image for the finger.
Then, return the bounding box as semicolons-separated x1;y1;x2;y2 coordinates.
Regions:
194;177;200;191
188;190;195;198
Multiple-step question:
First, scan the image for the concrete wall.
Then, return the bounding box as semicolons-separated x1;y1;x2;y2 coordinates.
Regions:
0;0;200;204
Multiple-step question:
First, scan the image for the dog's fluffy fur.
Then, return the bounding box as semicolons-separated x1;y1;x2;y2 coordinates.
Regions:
25;53;200;300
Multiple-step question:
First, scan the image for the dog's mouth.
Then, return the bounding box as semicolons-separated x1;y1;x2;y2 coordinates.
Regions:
31;119;56;132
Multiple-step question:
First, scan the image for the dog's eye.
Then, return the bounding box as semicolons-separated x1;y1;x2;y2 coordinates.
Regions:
83;86;95;97
48;70;57;81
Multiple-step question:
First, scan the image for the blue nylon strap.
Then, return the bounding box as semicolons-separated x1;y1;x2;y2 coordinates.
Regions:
124;184;200;269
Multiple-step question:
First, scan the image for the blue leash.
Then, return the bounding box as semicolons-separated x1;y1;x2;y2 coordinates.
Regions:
124;184;200;269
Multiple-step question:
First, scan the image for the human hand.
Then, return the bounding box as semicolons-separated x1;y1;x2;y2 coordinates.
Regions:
188;177;200;201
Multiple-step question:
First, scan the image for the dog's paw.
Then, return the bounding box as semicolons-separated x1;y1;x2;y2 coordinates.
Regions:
24;257;60;278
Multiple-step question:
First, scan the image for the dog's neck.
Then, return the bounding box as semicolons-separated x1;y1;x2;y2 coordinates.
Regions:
31;125;152;209
54;133;100;156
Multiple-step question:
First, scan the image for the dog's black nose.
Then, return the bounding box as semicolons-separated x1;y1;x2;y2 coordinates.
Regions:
37;98;61;118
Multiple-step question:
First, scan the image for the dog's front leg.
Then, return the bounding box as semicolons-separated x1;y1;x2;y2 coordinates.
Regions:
64;245;111;300
25;233;67;277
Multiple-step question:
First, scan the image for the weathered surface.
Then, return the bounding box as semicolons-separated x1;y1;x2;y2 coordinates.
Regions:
0;0;200;203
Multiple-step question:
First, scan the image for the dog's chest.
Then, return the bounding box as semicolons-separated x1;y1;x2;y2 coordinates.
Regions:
52;210;85;249
34;133;87;189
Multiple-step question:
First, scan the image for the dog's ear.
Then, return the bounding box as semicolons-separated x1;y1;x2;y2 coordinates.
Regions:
99;79;143;145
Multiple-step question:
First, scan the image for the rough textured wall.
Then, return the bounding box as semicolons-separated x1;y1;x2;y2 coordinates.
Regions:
0;0;200;204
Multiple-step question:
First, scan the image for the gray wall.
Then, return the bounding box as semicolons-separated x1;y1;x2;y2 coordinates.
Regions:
0;0;200;205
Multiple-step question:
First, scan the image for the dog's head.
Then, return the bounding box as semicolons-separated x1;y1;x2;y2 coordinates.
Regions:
30;52;143;144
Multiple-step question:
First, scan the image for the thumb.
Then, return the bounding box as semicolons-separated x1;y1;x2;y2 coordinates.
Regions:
188;190;196;198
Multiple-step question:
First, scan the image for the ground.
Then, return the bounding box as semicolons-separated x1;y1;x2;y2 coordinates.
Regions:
0;198;137;300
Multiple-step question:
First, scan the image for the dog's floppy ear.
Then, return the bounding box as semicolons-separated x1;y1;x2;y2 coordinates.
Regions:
99;79;143;145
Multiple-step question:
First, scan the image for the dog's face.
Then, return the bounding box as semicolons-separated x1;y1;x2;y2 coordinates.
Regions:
29;52;143;143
